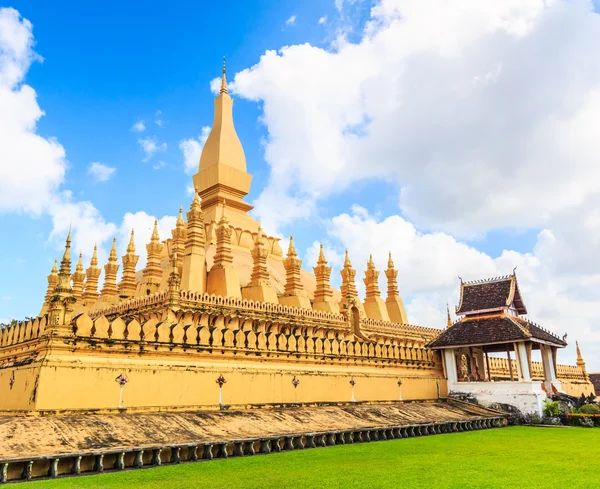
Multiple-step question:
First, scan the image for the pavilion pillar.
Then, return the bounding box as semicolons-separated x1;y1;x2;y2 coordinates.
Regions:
541;344;557;382
443;349;458;385
515;342;531;381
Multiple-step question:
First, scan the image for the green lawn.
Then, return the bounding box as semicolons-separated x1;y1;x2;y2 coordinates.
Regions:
19;427;599;489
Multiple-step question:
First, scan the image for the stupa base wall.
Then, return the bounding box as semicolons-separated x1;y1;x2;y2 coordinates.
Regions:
2;353;447;412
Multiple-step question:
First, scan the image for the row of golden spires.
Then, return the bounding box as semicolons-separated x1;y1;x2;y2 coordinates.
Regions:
41;195;409;322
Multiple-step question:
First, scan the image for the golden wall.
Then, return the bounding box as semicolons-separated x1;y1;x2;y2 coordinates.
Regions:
0;292;445;413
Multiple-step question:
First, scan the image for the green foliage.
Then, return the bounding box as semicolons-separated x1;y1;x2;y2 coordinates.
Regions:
543;400;560;418
17;427;600;489
578;404;600;414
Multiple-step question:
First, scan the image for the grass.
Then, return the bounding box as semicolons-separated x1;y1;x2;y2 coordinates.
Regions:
18;427;599;489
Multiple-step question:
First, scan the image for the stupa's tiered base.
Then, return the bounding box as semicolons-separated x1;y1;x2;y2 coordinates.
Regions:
0;399;506;483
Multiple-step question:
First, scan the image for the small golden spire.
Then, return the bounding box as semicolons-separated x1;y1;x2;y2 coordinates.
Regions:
151;219;160;242
318;243;326;263
287;235;297;257
313;243;334;304
177;206;184;225
446;303;452;328
388;251;394;269
109;237;117;261
367;254;375;270
344;249;352;267
71;252;86;301
51;259;58;275
90;244;98;267
127;230;135;254
220;56;228;94
59;230;72;275
76;253;84;273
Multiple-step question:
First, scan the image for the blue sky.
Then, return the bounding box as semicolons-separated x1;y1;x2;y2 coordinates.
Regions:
1;1;599;369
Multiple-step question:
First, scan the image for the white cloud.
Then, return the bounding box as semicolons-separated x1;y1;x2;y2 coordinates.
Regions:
318;15;328;25
231;0;600;236
0;8;66;215
318;205;600;370
88;162;115;182
154;109;164;127
48;192;118;262
138;136;167;162
118;212;176;269
180;126;211;175
0;7;115;264
152;160;167;170
131;120;145;132
228;0;600;370
285;15;297;27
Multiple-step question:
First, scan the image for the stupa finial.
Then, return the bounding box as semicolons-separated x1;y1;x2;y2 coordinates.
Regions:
220;56;228;94
127;229;136;254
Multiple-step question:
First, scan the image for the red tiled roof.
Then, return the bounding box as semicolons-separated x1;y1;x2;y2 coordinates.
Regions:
427;314;566;349
455;275;527;315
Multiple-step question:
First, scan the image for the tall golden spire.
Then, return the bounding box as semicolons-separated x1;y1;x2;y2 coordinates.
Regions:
119;230;139;299
82;244;101;304
340;250;358;302
192;61;253;223
384;252;408;323
576;341;588;380
71;253;86;301
446;303;452;328
100;237;119;303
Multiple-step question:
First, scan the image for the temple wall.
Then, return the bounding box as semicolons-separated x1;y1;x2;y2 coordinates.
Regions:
31;354;446;411
0;363;41;411
487;356;594;396
0;300;446;413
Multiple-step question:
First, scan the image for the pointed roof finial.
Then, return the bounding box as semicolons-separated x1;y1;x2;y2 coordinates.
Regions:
387;252;394;269
318;243;326;262
344;249;351;267
367;254;375;269
287;235;297;257
59;230;72;275
109;236;117;261
90;244;98;267
151;219;160;241
51;259;58;274
446;303;452;328
76;252;84;272
127;229;136;253
220;56;228;94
